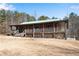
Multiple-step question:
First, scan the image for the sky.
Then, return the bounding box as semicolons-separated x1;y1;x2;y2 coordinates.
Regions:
0;3;79;19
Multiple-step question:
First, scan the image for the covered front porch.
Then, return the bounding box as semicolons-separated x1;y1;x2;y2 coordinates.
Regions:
10;20;67;39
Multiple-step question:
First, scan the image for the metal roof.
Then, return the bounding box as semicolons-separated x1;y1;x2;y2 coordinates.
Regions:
20;19;66;25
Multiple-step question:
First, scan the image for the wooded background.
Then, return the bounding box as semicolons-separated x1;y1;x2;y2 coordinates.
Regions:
0;9;57;34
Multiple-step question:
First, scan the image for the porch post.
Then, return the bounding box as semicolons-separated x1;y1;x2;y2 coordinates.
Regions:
25;26;26;37
33;24;35;38
64;22;67;40
53;23;56;38
54;23;55;33
42;23;44;38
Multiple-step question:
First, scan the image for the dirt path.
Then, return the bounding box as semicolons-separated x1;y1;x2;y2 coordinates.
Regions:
0;35;79;56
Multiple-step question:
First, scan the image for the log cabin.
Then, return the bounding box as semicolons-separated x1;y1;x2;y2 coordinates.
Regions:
10;19;68;39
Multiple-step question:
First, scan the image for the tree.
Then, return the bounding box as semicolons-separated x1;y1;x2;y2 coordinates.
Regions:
68;12;79;40
38;16;49;20
0;9;6;23
13;11;21;24
28;16;36;22
20;13;28;22
0;10;33;34
63;16;68;20
0;9;6;34
69;12;77;17
52;17;58;19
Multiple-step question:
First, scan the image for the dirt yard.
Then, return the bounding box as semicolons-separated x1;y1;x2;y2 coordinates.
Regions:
0;35;79;56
